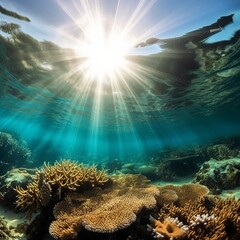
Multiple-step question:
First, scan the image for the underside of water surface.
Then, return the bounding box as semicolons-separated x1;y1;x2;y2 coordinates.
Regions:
0;1;240;162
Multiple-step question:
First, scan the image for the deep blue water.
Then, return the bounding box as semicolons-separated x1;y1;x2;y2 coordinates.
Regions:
0;5;240;163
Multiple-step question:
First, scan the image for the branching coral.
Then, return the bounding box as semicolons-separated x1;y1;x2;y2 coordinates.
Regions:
43;160;109;198
15;172;51;217
152;196;240;240
15;160;109;217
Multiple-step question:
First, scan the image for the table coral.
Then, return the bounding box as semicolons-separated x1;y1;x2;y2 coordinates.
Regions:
49;174;160;239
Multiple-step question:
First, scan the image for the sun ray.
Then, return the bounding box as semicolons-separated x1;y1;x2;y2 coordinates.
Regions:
49;0;173;155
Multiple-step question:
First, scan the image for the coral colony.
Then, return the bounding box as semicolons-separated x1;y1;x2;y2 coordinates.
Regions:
9;159;239;240
147;216;188;239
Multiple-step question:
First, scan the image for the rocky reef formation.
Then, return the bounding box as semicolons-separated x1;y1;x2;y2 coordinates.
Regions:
206;144;240;160
194;158;240;194
0;168;35;208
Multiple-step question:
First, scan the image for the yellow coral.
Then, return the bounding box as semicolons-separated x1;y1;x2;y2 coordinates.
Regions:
15;171;51;217
49;215;82;240
43;160;109;197
149;216;187;239
158;183;209;206
158;196;240;240
15;160;109;217
49;174;160;238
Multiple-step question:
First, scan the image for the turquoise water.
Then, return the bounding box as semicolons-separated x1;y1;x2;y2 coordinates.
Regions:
0;2;240;162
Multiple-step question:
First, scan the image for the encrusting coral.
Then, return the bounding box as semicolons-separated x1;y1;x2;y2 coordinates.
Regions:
147;215;188;240
15;160;109;217
49;174;160;239
149;196;240;240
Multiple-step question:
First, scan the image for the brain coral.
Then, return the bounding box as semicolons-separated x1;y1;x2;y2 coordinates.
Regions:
49;174;160;239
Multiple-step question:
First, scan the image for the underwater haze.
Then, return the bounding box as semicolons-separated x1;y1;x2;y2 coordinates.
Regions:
0;0;240;162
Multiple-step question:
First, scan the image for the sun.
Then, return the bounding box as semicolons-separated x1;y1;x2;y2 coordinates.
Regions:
78;20;132;82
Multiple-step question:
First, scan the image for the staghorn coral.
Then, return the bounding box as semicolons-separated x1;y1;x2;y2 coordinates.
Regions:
155;196;240;240
43;160;108;198
15;171;51;217
49;174;160;239
15;160;109;217
157;183;209;206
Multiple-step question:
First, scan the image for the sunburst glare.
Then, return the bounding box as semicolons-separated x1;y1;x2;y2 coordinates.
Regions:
78;19;132;81
53;0;165;154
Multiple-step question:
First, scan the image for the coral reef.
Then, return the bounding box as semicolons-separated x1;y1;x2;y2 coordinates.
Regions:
0;132;31;174
42;160;109;197
156;155;201;181
0;217;12;240
194;158;240;194
15;160;109;217
11;158;239;240
147;216;188;239
150;196;240;240
156;161;177;181
101;158;123;173
206;144;239;160
15;172;51;217
0;168;35;208
157;183;209;206
49;174;160;239
0;215;26;240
